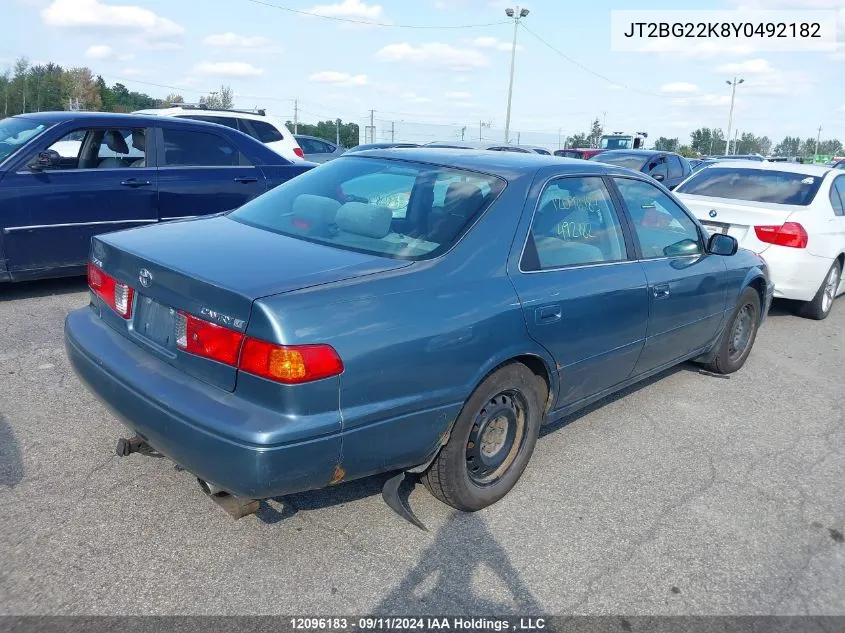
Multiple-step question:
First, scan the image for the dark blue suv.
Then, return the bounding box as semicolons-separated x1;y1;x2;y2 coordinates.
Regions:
0;112;313;282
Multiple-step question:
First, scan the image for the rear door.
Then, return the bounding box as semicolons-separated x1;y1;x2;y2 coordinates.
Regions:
611;176;728;374
508;174;649;408
2;125;157;277
156;124;266;221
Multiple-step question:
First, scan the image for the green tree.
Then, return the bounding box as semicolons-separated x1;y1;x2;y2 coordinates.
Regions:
287;119;360;148
677;145;697;158
164;92;184;105
587;117;603;148
653;136;679;152
567;133;589;148
773;136;801;156
219;85;234;109
0;68;10;116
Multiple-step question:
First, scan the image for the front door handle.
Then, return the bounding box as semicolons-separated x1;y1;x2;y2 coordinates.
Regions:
120;178;151;188
652;284;671;299
535;304;562;324
233;176;259;184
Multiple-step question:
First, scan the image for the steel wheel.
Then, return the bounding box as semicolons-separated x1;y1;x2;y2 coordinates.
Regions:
728;303;754;361
465;391;527;487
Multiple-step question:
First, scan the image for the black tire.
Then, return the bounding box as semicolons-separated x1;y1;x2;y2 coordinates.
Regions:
795;260;841;321
422;363;544;512
705;287;761;375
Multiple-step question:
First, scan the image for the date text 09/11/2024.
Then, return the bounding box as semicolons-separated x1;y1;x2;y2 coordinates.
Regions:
289;617;548;631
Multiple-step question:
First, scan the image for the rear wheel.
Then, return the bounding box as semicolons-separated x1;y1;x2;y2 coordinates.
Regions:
796;260;841;321
705;287;761;375
422;363;544;512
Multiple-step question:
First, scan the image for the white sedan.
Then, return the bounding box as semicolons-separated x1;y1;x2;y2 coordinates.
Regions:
675;161;845;320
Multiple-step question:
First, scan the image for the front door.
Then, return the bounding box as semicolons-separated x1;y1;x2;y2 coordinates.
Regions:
156;125;265;221
611;176;728;374
3;126;156;278
508;175;649;408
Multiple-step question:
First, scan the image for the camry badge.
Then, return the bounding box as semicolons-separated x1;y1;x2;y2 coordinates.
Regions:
138;268;153;288
709;210;718;218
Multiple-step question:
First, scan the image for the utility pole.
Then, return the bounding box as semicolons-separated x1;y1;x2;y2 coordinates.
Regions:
725;76;744;155
369;109;375;143
461;126;466;141
733;129;739;155
336;118;341;146
815;125;822;158
503;6;529;143
391;121;395;143
479;120;483;141
293;100;299;134
517;132;520;144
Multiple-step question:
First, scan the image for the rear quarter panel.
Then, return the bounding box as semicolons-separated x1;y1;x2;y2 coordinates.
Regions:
247;173;557;481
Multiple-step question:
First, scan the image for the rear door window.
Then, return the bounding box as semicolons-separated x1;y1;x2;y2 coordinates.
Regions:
831;177;845;216
161;128;240;167
249;120;284;143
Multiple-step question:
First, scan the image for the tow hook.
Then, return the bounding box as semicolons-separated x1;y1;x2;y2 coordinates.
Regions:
115;435;148;457
382;472;428;531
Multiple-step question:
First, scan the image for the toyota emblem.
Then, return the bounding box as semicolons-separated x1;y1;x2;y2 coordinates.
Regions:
708;210;717;218
138;268;153;288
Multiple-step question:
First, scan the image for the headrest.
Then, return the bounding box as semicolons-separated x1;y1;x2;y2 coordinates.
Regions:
104;131;128;155
335;202;392;239
445;181;482;206
132;130;146;152
292;194;341;225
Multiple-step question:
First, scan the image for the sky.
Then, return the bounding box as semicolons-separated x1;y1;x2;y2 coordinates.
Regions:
2;0;845;148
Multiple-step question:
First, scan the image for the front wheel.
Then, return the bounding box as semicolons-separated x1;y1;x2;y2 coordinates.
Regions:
422;363;544;512
796;260;841;321
705;287;761;375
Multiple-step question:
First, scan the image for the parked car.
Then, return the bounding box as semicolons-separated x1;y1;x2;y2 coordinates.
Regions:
423;141;533;153
691;158;717;172
675;161;845;320
133;105;304;163
554;148;606;160
711;154;767;162
833;159;845;170
346;142;420;153
294;135;346;163
0;112;313;282
65;149;771;517
590;149;692;190
521;145;552;155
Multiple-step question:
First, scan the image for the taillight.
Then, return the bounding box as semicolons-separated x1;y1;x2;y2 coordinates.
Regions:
239;339;344;384
174;311;344;383
175;311;243;366
754;223;808;249
293;147;305;158
87;262;134;318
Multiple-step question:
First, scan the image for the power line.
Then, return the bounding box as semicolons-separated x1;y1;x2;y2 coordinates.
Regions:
520;24;665;99
243;0;510;28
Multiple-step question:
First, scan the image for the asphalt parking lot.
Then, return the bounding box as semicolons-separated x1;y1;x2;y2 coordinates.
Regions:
1;277;843;616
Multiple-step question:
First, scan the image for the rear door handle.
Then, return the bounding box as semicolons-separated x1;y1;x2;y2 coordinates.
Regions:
233;176;259;184
535;305;562;324
120;178;151;188
652;284;671;299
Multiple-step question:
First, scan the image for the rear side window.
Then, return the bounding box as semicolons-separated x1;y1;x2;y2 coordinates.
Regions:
247;119;284;143
162;128;239;167
831;177;845;216
676;167;823;206
521;176;628;271
179;115;239;131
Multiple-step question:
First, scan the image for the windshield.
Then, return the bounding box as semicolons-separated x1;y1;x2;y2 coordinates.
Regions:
591;153;648;171
0;117;55;163
600;136;633;150
675;167;823;206
229;157;506;260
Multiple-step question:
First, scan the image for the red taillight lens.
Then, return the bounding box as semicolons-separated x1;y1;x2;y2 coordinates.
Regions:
293;147;305;158
239;339;344;384
87;262;134;318
754;222;808;249
175;311;244;366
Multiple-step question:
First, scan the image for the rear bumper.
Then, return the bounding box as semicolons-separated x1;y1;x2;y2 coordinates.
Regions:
758;248;831;302
64;306;341;499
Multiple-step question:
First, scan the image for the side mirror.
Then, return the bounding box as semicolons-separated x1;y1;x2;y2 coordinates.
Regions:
28;149;61;171
664;238;700;257
708;232;738;256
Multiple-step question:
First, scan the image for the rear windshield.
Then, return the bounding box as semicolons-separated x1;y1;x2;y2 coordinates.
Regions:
675;167;823;206
555;150;584;159
0;117;55;163
229;157;506;260
591;153;648;171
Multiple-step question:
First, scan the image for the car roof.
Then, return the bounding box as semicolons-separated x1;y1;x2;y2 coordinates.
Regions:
14;110;229;130
705;159;831;177
340;147;634;179
598;149;665;157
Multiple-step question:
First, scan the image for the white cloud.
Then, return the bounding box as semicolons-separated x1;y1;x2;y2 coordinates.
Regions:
445;91;471;99
309;70;368;86
401;91;432;104
660;82;699;94
85;45;113;60
715;58;774;74
308;0;386;22
193;61;264;77
376;42;488;71
472;36;521;52
203;33;273;49
713;58;812;96
42;0;184;41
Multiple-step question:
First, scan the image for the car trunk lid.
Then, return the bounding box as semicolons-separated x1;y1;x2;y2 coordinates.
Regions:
92;215;411;391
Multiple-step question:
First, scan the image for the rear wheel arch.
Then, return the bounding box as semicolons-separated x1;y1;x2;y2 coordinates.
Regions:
747;275;768;308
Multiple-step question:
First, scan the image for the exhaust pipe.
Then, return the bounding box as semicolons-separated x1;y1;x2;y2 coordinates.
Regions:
197;478;227;497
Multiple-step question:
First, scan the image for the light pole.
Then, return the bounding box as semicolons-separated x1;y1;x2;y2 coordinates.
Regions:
503;6;529;144
725;76;743;155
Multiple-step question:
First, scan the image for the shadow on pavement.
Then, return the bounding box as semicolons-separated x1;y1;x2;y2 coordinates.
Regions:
0;413;24;487
0;275;87;301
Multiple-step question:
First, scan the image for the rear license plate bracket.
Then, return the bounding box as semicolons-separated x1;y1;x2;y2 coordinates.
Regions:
134;295;177;349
